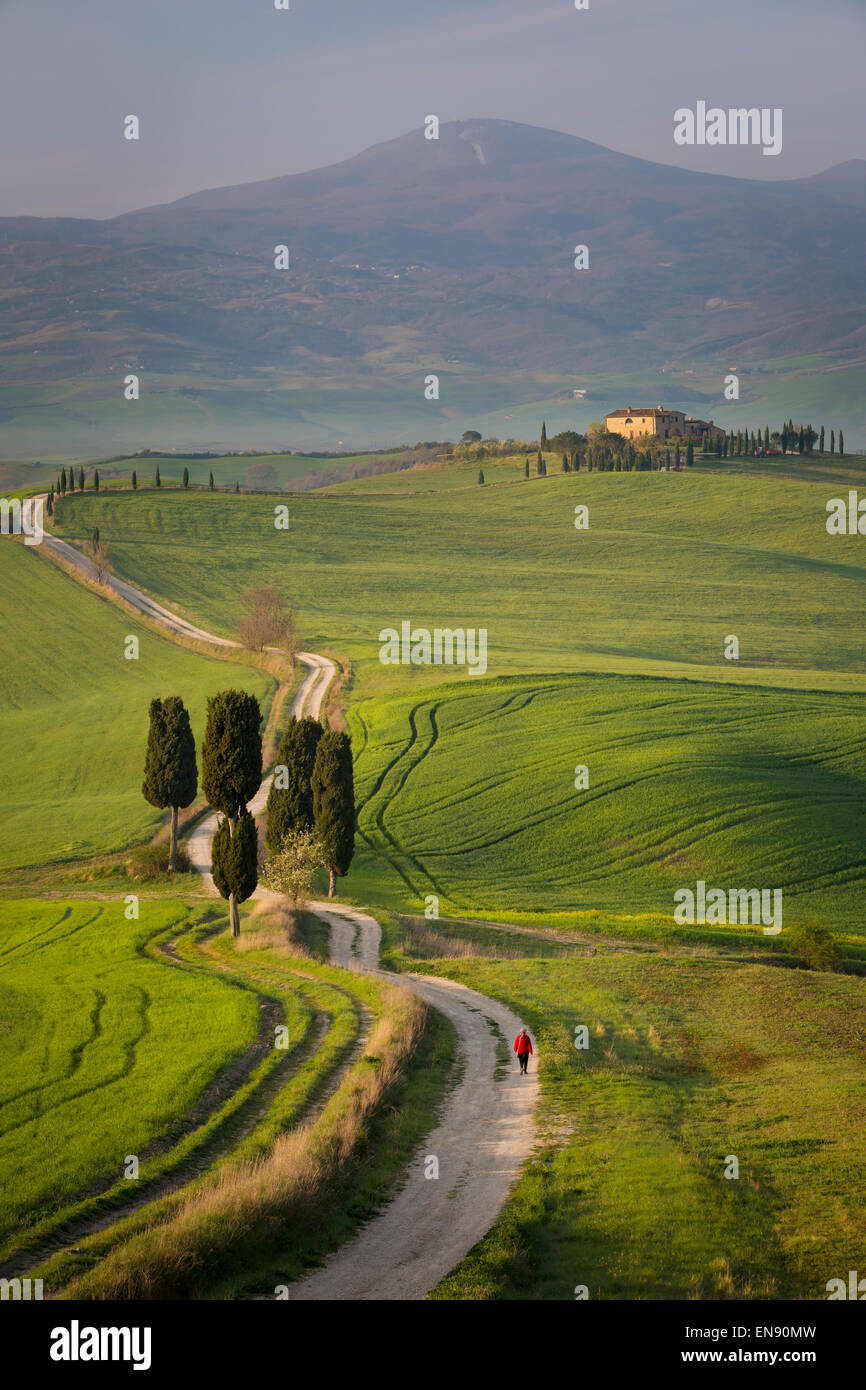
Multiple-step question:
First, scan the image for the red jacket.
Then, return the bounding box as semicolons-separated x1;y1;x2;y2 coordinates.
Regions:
514;1033;533;1055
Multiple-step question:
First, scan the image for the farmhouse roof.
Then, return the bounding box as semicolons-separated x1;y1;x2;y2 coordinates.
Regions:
605;407;682;417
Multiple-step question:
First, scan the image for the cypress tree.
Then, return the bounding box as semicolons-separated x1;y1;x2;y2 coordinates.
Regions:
209;471;215;490
686;441;694;467
79;467;85;490
212;811;258;921
60;467;67;493
183;466;190;488
798;426;805;454
540;421;548;449
202;689;262;935
478;469;485;484
93;469;99;491
156;466;161;487
235;481;239;493
142;696;198;873
839;431;844;456
819;426;825;452
47;490;54;517
312;729;356;898
524;458;530;478
132;470;137;490
537;451;543;476
830;431;835;455
562;454;569;473
266;716;323;855
665;448;671;470
764;425;770;451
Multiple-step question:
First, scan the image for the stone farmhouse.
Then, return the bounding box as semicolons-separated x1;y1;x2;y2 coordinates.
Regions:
604;407;723;443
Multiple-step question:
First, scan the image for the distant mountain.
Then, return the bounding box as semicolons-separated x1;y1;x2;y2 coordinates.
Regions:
0;119;863;442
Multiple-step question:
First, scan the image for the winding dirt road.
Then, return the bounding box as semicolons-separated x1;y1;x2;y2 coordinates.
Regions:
40;521;538;1300
290;903;538;1302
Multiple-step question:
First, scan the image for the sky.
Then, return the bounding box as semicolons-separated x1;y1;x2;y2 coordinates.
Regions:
0;0;863;218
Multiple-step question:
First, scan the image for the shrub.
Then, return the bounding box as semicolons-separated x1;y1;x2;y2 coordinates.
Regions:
787;921;842;972
126;842;192;880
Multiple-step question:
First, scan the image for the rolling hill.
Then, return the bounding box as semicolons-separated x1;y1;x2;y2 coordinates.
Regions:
1;120;864;457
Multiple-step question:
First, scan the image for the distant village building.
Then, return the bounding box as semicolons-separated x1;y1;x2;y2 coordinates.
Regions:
605;407;723;443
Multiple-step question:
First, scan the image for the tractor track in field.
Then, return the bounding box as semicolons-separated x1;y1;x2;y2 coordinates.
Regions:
35;522;539;1300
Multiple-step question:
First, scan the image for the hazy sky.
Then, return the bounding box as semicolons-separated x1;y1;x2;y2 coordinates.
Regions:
1;0;863;218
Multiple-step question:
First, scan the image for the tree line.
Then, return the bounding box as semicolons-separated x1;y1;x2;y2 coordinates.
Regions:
142;693;355;935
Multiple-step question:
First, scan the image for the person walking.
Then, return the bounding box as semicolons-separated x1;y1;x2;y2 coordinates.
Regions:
513;1026;533;1075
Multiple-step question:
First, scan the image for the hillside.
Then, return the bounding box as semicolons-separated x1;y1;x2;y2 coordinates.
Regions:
1;120;864;457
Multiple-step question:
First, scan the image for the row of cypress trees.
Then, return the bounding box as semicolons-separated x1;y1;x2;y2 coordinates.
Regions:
142;693;355;936
55;466;99;494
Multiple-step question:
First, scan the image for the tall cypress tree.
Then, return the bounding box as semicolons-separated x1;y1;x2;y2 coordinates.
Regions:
60;467;67;494
142;696;198;873
686;441;694;467
830;430;835;455
312;729;355;898
478;469;485;484
839;431;844;456
156;466;161;487
764;425;770;451
183;467;190;488
202;689;262;935
819;426;825;453
537;451;543;476
266;716;323;855
93;470;100;491
79;467;85;490
209;471;215;490
212;811;258;922
540;421;548;449
132;470;137;490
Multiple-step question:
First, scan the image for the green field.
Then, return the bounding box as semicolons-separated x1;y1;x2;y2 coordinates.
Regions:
422;951;866;1300
0;541;275;869
345;675;866;936
0;900;257;1242
7;446;866;1300
53;467;866;703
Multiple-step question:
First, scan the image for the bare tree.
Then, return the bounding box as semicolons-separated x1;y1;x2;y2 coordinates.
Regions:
237;584;297;657
84;534;113;585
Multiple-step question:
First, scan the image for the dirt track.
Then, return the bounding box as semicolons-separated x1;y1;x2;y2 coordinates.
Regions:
291;902;538;1301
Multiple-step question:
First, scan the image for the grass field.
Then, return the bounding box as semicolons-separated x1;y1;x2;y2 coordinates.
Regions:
417;951;866;1300
7;443;866;1301
52;465;866;703
0;541;275;869
0;900;258;1243
344;674;866;937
